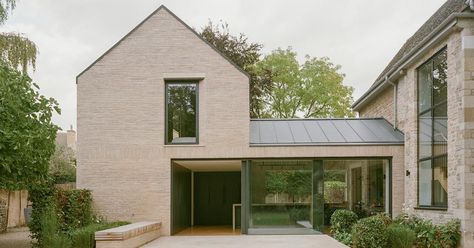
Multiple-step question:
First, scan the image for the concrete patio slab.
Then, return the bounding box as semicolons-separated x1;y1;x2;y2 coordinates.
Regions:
0;227;32;248
142;235;348;248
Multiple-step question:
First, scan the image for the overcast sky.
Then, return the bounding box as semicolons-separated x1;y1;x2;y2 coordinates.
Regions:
3;0;447;130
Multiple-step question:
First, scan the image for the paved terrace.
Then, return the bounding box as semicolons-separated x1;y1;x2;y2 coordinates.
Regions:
143;235;348;248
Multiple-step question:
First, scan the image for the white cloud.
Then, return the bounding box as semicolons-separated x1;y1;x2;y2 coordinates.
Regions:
2;0;447;129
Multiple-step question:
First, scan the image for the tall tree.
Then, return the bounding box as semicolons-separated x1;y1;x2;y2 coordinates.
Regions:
0;1;58;191
0;65;60;190
256;48;354;118
0;0;37;73
200;21;272;118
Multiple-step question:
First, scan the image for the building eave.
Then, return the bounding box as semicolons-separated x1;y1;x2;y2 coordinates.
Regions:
353;12;474;111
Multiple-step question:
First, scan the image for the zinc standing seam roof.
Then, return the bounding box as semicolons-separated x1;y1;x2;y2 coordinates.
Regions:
250;118;404;146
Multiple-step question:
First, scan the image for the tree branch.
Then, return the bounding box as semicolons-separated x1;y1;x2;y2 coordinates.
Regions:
0;32;37;73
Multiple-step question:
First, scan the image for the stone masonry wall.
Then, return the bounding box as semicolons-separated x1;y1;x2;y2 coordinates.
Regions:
457;19;474;247
359;19;474;247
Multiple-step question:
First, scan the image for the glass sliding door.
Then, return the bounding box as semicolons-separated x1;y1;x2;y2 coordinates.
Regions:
323;159;390;227
248;160;319;233
244;158;390;235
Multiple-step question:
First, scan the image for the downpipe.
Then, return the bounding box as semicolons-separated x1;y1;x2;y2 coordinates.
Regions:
387;76;398;130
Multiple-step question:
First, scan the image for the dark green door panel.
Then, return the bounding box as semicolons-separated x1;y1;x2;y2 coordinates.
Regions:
171;164;192;234
194;172;241;225
312;160;324;231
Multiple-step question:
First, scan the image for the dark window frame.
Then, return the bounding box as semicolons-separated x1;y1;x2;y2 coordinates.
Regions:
165;80;199;145
416;47;448;209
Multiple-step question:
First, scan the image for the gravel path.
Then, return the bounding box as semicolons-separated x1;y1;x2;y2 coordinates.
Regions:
0;227;32;248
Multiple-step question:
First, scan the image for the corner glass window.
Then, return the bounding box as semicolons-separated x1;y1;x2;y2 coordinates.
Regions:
165;82;198;144
417;48;448;208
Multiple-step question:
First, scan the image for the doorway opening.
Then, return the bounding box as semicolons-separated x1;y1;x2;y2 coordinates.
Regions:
171;160;242;236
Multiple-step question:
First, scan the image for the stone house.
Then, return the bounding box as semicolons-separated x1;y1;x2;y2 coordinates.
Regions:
354;0;474;246
76;0;474;246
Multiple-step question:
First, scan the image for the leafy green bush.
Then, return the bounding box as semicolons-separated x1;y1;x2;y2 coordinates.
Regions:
39;207;71;248
413;219;434;247
29;186;93;247
56;188;92;231
330;209;358;234
334;231;352;246
330;209;358;245
69;221;130;248
387;223;416;248
29;183;56;247
393;213;423;230
438;219;461;248
393;214;461;248
351;214;392;248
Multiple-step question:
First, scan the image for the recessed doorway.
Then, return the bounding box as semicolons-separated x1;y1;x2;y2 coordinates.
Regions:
171;160;242;236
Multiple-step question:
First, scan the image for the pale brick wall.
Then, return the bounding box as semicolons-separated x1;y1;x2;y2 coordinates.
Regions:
77;7;405;236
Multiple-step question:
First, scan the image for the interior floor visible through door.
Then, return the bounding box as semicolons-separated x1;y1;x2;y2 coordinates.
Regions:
175;226;241;236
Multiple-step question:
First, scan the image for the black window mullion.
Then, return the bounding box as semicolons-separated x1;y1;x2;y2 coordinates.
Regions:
430;58;435;206
417;48;448;208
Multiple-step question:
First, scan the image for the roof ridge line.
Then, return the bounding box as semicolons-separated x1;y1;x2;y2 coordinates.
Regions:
76;4;250;83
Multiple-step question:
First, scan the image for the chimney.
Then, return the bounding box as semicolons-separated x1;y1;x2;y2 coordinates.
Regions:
66;125;77;151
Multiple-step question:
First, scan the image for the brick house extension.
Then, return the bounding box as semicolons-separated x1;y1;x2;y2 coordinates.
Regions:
77;1;474;246
354;0;474;246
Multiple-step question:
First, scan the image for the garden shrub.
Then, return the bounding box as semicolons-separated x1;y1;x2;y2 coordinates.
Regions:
28;185;93;247
39;206;72;248
28;183;56;246
330;209;358;245
55;188;92;231
334;231;352;246
351;214;392;248
324;206;344;226
330;209;358;234
69;221;130;248
393;214;461;248
438;219;461;248
412;219;437;248
387;223;416;248
393;213;423;230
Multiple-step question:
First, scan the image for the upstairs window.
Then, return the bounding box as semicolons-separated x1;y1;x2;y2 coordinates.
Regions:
417;48;448;208
165;82;198;144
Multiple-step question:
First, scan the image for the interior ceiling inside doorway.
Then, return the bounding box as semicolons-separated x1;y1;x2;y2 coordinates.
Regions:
174;160;241;172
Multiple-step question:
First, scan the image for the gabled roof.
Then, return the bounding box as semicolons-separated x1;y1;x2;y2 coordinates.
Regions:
76;5;250;83
250;118;404;146
353;0;467;109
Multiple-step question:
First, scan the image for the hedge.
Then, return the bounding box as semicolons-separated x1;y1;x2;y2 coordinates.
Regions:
28;184;92;247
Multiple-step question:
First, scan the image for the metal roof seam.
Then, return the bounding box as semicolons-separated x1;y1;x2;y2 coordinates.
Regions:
285;121;296;144
301;121;315;143
249;119;404;145
345;120;366;142
330;120;348;142
315;121;330;142
271;121;278;143
359;120;382;141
